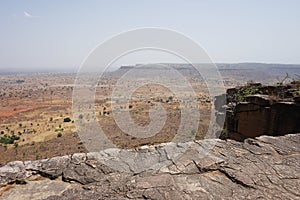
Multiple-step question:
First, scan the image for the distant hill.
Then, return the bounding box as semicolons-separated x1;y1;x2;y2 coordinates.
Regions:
117;63;300;71
216;63;300;70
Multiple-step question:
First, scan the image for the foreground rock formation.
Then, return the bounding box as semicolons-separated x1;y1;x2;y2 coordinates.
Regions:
0;133;299;200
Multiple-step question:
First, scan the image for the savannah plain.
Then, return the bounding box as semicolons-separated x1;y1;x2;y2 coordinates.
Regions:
0;64;299;166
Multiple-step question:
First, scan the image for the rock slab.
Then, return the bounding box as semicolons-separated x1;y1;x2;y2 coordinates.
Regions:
0;134;299;200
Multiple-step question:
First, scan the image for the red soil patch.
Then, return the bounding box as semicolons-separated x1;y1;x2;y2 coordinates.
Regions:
0;107;37;118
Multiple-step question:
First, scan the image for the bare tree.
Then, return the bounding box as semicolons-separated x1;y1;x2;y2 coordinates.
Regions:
276;73;290;86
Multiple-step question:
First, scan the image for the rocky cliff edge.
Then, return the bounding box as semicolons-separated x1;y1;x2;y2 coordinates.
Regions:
0;133;299;200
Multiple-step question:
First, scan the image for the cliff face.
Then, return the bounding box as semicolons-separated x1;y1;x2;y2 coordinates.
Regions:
216;82;300;141
0;133;299;200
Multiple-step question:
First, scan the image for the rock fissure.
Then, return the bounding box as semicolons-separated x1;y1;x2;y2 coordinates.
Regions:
217;168;255;189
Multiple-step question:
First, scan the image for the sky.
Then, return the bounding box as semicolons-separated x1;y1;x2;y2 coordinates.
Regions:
0;0;300;72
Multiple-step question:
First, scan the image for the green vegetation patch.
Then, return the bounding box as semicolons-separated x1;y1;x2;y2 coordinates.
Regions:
0;135;20;144
234;87;262;102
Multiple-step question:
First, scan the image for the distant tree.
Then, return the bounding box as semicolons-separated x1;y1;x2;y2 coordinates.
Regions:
16;80;25;84
276;73;290;86
63;117;71;122
50;90;54;103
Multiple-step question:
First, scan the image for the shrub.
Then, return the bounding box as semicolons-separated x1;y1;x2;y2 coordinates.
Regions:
0;137;13;144
57;132;62;137
16;80;25;84
11;135;20;141
293;90;300;96
234;87;262;102
0;135;20;144
63;117;71;122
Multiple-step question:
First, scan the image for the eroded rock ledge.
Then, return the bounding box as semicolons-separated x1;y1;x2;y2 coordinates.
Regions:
215;82;300;141
0;134;299;200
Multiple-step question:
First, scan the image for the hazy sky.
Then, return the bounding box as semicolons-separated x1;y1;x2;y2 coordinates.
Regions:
0;0;300;72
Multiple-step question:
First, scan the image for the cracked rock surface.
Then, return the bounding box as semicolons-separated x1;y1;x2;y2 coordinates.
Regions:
0;134;299;200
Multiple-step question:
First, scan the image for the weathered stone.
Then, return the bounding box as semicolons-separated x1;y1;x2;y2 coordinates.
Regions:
235;102;260;112
0;134;299;199
245;94;270;106
248;82;262;87
219;87;300;140
0;177;73;200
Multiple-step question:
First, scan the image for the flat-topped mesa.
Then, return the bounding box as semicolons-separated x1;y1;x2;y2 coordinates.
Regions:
0;133;299;200
119;65;135;70
216;81;300;141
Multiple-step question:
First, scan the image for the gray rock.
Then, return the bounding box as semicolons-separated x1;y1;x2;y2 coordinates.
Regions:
0;133;299;200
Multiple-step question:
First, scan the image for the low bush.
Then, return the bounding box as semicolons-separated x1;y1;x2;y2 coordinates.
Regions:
0;135;20;144
63;117;71;122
